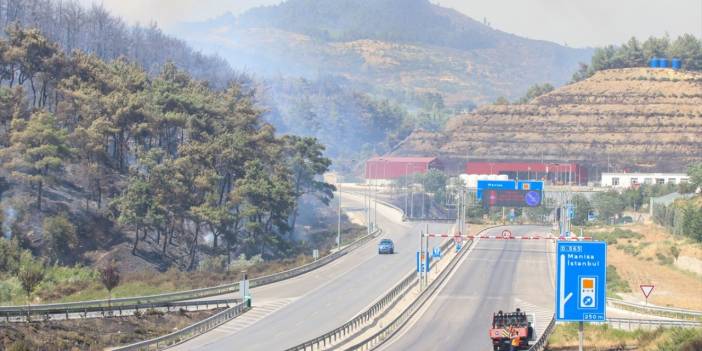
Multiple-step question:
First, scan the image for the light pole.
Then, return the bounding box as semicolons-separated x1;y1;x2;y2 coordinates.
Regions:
337;177;342;251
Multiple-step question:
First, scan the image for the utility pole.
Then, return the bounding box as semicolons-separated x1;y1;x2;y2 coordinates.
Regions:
337;181;341;250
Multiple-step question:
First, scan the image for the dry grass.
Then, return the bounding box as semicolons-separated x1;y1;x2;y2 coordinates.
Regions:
0;308;222;350
590;223;702;310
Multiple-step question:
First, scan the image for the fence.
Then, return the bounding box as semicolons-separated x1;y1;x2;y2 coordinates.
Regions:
0;228;381;320
111;301;250;351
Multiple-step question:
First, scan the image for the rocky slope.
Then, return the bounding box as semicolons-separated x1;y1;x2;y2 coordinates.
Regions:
394;68;702;172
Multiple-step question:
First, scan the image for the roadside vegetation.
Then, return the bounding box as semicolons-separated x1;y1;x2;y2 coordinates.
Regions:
0;308;223;351
547;323;702;350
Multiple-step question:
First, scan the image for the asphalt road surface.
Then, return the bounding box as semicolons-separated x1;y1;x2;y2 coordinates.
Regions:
381;225;555;351
172;192;452;350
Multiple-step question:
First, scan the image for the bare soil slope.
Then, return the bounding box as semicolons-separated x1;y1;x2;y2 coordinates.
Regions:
396;68;702;171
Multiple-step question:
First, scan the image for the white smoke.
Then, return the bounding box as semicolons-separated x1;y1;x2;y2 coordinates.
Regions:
2;204;16;239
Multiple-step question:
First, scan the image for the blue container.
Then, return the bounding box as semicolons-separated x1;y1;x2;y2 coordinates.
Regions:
659;58;669;68
650;57;660;68
671;58;682;69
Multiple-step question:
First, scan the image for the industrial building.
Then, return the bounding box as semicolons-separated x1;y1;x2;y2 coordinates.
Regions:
601;172;689;188
365;157;442;182
465;162;588;185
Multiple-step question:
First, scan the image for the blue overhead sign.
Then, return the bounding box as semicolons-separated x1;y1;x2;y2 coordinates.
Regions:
477;180;543;200
555;241;607;322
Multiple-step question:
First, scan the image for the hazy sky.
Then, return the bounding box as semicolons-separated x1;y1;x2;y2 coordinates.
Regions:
76;0;702;47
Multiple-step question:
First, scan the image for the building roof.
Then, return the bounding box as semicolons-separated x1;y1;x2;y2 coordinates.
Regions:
367;156;437;164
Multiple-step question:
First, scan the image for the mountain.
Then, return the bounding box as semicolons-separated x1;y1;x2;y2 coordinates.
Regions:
393;68;702;172
172;0;593;107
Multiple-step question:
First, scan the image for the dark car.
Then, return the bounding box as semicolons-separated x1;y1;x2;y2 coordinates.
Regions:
378;239;395;254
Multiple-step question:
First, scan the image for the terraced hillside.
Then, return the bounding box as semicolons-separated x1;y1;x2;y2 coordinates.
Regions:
394;68;702;171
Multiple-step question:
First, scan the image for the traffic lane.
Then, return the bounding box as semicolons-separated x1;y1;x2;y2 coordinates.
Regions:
384;228;552;351
194;220;452;351
173;192;450;350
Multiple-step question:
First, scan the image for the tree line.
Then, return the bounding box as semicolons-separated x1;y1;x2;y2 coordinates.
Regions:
0;0;236;88
0;27;334;270
572;34;702;81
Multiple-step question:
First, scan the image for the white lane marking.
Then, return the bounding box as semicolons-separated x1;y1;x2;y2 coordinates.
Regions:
209;298;296;335
377;236;482;350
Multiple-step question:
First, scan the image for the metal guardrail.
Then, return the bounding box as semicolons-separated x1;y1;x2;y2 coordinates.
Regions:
528;316;556;351
111;301;250;351
344;235;478;350
525;315;701;351
0;228;381;319
284;238;456;351
1;299;237;322
607;298;702;320
602;317;702;330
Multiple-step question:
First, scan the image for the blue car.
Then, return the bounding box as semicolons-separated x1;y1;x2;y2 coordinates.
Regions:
378;239;395;254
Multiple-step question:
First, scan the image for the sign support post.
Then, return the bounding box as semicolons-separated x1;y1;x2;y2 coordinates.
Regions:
578;321;584;351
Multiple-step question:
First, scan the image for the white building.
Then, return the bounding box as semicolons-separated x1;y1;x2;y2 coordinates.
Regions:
601;172;689;188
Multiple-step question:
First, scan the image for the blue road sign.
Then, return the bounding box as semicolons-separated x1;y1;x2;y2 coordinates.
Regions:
525;191;542;207
567;206;575;219
416;251;431;273
432;246;442;258
555;241;607;322
477;180;544;200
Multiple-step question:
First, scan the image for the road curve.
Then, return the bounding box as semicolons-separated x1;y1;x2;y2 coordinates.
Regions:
381;225;555;351
172;192;452;350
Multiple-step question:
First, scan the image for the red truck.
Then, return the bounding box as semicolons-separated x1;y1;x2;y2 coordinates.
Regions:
489;309;534;351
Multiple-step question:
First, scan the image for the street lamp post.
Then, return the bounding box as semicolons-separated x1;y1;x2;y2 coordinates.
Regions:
337;178;341;251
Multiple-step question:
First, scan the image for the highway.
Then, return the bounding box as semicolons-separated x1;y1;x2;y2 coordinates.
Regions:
381;225;555;351
172;192;452;350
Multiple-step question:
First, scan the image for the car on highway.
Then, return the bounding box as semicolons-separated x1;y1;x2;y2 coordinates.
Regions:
378;239;395;254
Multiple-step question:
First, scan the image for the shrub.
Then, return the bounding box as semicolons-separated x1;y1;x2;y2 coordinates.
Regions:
0;237;23;274
607;265;631;294
198;255;228;273
43;214;77;264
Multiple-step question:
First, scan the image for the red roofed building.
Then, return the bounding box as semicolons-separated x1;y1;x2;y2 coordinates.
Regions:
465;161;588;185
365;157;442;180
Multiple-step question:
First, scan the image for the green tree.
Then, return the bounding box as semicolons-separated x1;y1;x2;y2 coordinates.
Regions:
17;252;44;321
115;176;154;255
642;35;670;60
570;194;592;226
616;37;646;67
518;83;555;103
591;191;626;223
494;96;509;105
688;162;702;190
621;188;644;211
3;111;73;209
669;34;702;70
43;214;78;264
282;135;335;232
